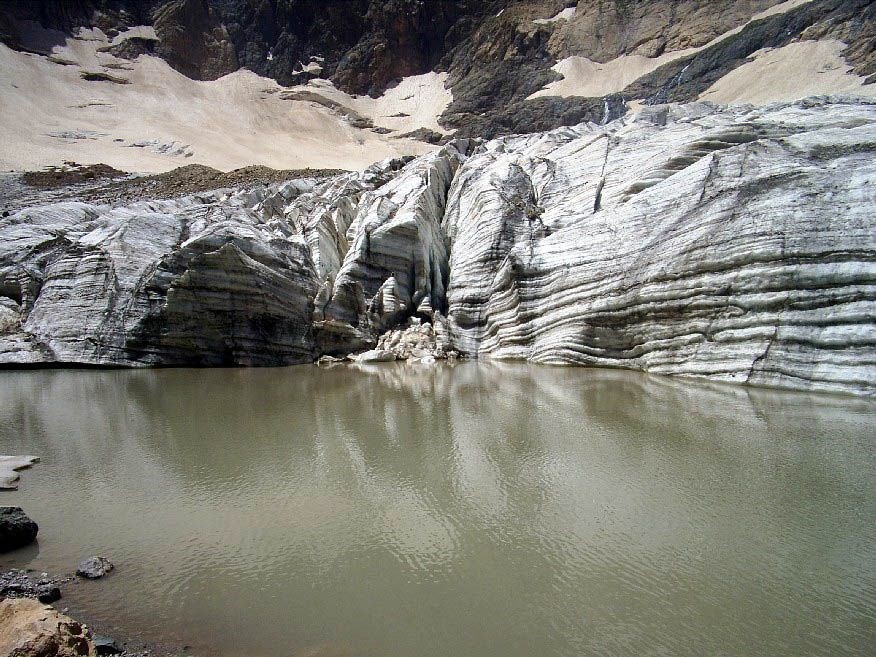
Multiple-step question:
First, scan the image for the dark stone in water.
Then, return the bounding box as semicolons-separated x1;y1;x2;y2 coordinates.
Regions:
93;635;122;655
0;568;69;602
0;506;38;552
36;584;61;603
76;556;114;579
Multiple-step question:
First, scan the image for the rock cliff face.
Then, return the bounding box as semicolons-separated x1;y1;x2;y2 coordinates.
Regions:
0;597;97;657
2;1;873;140
1;98;874;394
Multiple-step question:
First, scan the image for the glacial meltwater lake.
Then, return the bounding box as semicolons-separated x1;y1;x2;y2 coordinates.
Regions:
1;363;874;657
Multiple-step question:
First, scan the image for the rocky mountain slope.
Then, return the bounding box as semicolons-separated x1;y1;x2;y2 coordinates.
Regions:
1;97;874;395
1;0;874;171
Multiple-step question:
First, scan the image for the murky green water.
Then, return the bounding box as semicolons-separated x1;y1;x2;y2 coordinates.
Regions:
1;363;874;657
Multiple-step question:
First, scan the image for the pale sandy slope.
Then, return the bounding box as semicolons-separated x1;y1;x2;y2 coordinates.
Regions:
293;73;454;135
529;0;876;104
533;7;577;25
699;40;876;104
0;26;440;174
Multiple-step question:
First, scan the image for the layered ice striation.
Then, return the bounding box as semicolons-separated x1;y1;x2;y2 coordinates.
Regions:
1;98;873;394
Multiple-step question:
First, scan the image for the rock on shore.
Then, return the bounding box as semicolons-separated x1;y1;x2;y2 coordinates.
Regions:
0;570;66;604
0;98;874;395
0;597;96;657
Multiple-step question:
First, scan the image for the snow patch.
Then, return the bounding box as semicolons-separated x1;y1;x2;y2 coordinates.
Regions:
0;456;39;490
534;7;576;25
530;51;698;98
529;0;819;100
0;33;433;173
700;40;876;104
292;72;453;134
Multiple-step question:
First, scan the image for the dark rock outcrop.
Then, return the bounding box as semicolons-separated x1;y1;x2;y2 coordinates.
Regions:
0;507;38;553
98;35;157;60
152;0;237;81
0;570;67;604
0;0;872;138
331;0;460;97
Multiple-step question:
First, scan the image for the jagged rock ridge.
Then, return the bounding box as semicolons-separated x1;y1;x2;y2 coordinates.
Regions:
1;98;874;395
2;0;873;140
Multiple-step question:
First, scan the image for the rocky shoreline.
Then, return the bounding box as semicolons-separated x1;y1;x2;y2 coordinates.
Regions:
0;591;189;657
2;487;191;656
0;560;182;657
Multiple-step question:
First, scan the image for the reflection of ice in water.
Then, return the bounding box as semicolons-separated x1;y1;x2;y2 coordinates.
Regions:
341;430;460;575
450;422;507;520
0;363;873;657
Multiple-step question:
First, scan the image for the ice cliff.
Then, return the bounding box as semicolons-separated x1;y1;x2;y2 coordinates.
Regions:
1;98;874;395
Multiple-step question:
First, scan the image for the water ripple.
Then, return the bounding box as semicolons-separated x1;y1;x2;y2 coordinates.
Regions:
0;364;873;657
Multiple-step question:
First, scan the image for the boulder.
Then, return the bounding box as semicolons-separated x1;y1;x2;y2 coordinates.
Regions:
92;636;121;656
35;585;61;604
0;597;96;657
0;507;38;552
0;569;69;604
76;557;113;580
